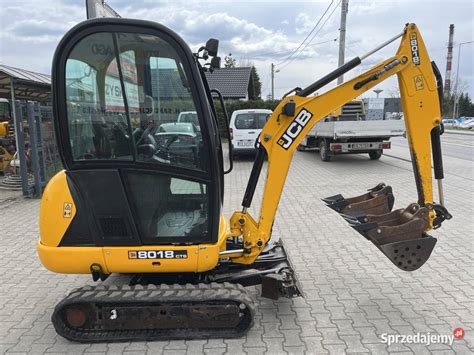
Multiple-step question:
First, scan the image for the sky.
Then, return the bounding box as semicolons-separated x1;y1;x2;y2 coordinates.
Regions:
0;0;473;100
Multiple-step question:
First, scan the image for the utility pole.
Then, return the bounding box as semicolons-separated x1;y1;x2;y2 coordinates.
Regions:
271;63;279;100
271;63;275;100
452;40;474;118
337;0;349;85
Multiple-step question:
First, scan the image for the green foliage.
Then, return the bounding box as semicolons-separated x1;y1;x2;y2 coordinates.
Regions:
250;66;262;100
443;92;474;117
458;93;474;117
224;53;236;68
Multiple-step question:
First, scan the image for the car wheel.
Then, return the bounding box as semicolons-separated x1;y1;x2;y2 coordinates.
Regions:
369;150;383;160
319;140;331;162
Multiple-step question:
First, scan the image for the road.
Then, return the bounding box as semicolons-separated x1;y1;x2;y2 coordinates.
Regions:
390;131;473;162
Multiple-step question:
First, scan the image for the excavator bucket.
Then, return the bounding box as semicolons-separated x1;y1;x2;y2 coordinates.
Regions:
322;183;394;216
342;203;436;271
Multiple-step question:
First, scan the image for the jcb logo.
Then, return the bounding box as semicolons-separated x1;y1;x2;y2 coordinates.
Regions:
277;108;313;150
410;32;420;65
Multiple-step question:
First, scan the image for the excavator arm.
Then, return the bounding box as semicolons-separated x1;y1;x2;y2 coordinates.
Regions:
228;23;451;269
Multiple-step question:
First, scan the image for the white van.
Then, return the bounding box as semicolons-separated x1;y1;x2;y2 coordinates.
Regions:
177;111;200;131
229;109;272;159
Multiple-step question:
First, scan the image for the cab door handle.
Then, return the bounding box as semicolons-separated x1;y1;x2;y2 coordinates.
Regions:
248;131;255;134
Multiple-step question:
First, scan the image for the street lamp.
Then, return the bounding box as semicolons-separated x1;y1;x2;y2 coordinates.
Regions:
373;89;383;98
452;40;473;118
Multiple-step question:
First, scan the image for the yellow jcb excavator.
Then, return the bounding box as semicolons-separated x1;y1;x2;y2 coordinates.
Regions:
38;19;451;342
0;99;15;173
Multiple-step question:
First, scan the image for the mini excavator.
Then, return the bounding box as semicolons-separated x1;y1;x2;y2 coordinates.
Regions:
38;19;451;342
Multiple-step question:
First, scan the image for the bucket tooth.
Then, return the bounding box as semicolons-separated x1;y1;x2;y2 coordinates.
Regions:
322;194;349;211
345;204;436;271
340;213;369;224
323;183;394;216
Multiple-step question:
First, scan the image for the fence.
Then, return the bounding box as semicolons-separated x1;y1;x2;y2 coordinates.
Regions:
5;101;61;197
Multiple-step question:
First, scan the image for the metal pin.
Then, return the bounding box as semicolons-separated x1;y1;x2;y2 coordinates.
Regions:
219;249;245;256
437;179;445;206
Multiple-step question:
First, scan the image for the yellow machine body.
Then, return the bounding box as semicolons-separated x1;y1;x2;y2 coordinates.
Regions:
39;171;229;274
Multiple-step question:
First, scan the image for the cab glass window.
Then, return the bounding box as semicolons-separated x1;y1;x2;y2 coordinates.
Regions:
64;31;207;171
234;113;270;130
124;172;209;241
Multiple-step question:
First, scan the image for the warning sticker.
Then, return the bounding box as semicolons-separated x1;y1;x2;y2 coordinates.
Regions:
414;75;424;91
63;202;73;218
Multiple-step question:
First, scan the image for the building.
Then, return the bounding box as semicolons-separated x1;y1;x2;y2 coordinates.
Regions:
363;97;402;120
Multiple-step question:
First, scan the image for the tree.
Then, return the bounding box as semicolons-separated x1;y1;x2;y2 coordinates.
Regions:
224;53;236;68
443;77;469;117
458;92;474;117
236;59;262;100
249;66;262;100
387;86;400;98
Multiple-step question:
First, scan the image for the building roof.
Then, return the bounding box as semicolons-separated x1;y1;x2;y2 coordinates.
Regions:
0;64;51;101
205;67;252;99
0;64;254;102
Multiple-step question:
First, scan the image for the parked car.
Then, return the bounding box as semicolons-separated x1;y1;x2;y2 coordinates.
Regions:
177;111;200;131
442;118;461;128
153;122;200;167
229;109;272;159
459;118;474;129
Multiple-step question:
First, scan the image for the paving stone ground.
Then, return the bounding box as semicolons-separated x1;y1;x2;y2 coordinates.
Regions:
0;150;472;354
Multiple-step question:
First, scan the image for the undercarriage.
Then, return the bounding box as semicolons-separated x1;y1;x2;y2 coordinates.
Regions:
52;241;302;342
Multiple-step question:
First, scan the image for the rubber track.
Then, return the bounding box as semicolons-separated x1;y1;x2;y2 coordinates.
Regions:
52;282;255;343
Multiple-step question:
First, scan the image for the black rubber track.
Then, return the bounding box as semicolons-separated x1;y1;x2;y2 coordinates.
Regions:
52;282;255;343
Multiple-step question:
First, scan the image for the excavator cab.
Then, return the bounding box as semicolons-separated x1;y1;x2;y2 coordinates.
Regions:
51;20;224;248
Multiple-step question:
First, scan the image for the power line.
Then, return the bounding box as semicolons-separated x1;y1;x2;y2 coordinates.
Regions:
275;0;335;66
239;38;338;60
277;0;341;70
304;37;338;47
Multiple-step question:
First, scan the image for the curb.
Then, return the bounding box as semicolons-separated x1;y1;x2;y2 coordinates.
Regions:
444;129;474;136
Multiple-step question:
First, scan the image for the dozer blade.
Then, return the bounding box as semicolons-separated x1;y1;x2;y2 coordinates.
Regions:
52;283;255;342
210;239;303;300
346;203;436;271
322;183;394;216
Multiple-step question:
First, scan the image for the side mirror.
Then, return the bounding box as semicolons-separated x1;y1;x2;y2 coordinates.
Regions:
206;38;219;57
210;56;221;69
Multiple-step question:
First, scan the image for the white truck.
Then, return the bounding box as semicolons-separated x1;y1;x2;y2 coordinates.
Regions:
298;100;405;161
